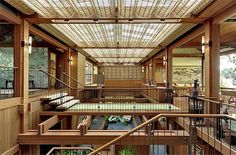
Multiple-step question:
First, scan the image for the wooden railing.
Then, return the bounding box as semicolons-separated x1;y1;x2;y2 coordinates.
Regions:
89;114;236;155
38;69;73;89
85;74;104;86
28;69;75;98
61;71;85;88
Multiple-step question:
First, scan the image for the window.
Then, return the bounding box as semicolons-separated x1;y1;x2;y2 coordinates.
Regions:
85;62;93;85
220;53;236;88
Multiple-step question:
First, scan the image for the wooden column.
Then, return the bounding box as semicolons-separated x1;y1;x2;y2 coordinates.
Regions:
152;58;157;84
70;51;78;88
14;25;22;97
15;20;30;133
71;115;78;130
64;48;71;94
64;48;71;83
22;20;30;133
166;48;173;87
204;21;220;113
204;22;220;98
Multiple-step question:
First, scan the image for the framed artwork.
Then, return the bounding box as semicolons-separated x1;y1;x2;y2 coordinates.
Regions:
173;66;201;84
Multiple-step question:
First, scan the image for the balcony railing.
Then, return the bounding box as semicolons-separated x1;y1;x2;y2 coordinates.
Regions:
28;69;74;100
61;71;85;88
85;74;104;86
89;114;236;155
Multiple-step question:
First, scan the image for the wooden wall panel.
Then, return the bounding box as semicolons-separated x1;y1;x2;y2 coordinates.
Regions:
77;52;86;86
104;80;143;88
28;99;41;130
70;52;78;88
0;106;20;154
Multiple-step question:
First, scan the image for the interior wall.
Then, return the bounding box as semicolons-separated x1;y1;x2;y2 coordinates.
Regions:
28;96;41;130
70;52;78;88
0;103;20;154
99;65;144;88
77;52;86;86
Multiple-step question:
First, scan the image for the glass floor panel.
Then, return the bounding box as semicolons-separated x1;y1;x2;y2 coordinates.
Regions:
67;103;180;111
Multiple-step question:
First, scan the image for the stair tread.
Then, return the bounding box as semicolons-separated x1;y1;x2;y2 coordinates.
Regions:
41;93;68;101
56;100;80;110
49;96;74;105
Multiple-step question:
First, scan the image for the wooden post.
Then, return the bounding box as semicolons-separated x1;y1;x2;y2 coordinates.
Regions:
64;48;71;94
64;48;71;83
14;25;22;97
204;21;220;113
166;48;173;87
152;58;157;84
71;115;78;130
15;20;30;133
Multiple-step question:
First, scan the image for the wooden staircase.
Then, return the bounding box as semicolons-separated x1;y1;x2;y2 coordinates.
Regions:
41;93;80;111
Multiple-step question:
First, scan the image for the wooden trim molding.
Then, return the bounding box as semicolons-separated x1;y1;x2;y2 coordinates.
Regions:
0;97;21;110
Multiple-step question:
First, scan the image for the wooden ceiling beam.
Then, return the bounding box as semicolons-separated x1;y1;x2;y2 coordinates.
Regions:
220;42;236;47
180;42;236;48
0;5;21;24
213;3;236;24
173;53;203;57
169;24;205;49
94;57;144;58
220;48;236;55
25;17;208;24
0;42;55;47
29;25;68;51
79;47;161;49
142;0;236;63
198;0;236;18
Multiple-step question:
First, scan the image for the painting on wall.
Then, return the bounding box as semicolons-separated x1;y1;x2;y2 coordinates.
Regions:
172;66;201;84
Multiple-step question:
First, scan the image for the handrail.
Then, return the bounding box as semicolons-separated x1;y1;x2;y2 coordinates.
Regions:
197;97;221;104
197;96;236;108
221;87;236;90
89;113;226;155
31;69;74;90
0;65;18;69
61;72;85;87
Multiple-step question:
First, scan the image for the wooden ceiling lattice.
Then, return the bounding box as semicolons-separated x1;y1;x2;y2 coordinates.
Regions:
4;0;213;63
84;48;152;62
5;0;213;18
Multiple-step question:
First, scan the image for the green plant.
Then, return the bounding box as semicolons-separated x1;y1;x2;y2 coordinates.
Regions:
119;146;133;155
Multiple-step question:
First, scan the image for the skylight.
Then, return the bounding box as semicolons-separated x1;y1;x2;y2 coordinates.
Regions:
5;0;214;63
